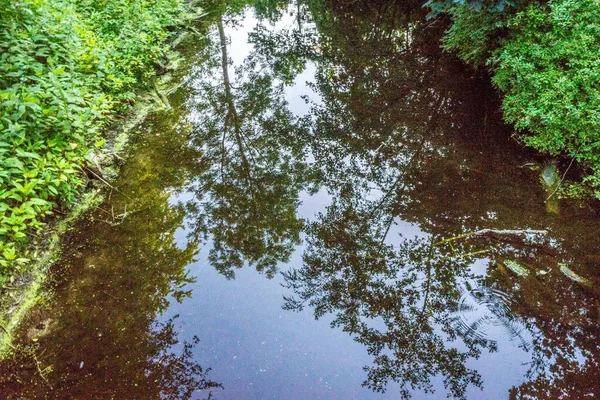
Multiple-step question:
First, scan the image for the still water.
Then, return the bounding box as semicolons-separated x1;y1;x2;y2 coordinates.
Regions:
2;1;600;399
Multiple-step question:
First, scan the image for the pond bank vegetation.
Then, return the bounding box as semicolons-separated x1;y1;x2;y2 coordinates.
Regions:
0;0;209;351
440;0;600;199
0;0;206;279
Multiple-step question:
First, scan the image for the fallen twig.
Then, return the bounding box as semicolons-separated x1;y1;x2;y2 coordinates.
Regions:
84;166;115;190
545;151;578;202
33;350;53;389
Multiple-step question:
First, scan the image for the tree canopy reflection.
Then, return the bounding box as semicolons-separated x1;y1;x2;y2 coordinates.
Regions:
181;9;312;278
3;1;600;399
282;193;489;399
189;0;600;396
0;107;221;398
254;0;600;398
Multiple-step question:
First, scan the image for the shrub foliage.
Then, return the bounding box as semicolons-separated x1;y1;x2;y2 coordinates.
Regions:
0;0;184;274
444;0;600;197
492;0;600;194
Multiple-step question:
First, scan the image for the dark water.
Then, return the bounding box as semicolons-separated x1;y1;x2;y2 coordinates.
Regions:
2;1;600;399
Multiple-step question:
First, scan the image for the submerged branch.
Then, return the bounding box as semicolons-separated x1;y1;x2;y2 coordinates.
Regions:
434;229;548;246
545;148;579;202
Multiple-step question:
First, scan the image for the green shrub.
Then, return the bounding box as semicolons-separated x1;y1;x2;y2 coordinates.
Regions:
491;0;600;195
424;0;515;19
444;0;600;198
0;0;184;276
443;6;508;66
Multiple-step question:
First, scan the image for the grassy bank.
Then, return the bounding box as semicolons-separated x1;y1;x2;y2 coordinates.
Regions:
442;0;600;198
0;0;189;273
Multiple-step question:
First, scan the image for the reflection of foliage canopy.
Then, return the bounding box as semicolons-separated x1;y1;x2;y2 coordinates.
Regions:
283;192;486;399
4;1;600;399
266;0;600;397
183;14;310;278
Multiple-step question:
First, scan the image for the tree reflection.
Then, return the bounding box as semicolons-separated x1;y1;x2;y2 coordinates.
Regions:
0;86;220;398
0;316;221;400
182;10;311;278
270;0;600;398
3;1;600;399
283;192;488;399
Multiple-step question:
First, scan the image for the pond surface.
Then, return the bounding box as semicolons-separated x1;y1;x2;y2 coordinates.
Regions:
2;1;600;399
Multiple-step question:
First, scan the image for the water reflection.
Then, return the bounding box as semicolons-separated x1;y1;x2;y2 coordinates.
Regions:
260;0;600;397
282;203;487;399
181;11;311;278
0;109;220;398
2;0;600;399
451;283;530;348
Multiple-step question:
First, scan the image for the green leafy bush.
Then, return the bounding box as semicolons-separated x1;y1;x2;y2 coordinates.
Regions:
491;0;600;195
443;6;509;66
0;0;184;276
425;0;514;19
443;0;600;198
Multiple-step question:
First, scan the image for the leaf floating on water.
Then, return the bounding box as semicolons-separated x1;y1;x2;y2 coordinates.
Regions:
559;263;591;286
535;269;549;277
503;259;529;277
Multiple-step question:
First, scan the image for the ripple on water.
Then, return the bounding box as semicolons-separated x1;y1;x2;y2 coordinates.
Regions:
450;283;531;350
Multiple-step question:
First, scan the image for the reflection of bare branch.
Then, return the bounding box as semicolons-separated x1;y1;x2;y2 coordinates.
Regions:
217;16;255;183
379;215;394;245
419;236;435;327
367;138;425;220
